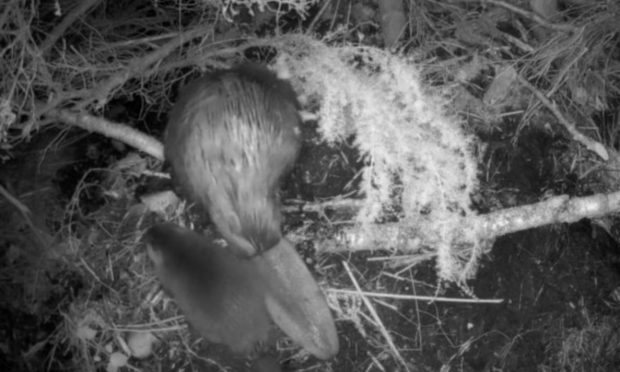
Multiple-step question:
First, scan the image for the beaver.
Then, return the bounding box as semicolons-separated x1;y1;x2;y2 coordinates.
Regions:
164;63;302;257
159;64;338;362
144;223;339;362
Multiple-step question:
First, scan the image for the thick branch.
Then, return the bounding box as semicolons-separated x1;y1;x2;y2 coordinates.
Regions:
478;192;620;237
318;192;620;252
47;108;163;160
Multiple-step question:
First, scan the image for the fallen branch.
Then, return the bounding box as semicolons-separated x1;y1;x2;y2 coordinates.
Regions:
478;191;620;237
47;108;163;160
316;191;620;253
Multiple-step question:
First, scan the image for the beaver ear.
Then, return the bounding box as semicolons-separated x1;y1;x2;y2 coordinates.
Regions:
258;239;339;360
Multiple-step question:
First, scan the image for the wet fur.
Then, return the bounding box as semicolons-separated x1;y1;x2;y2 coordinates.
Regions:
164;64;301;256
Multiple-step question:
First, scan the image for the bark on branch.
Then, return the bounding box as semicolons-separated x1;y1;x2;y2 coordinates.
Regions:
47;108;163;160
316;192;620;253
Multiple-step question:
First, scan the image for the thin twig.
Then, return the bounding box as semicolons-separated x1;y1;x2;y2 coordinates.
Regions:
39;0;102;54
472;0;579;32
330;288;504;304
92;23;214;108
0;184;31;216
343;261;410;370
547;45;588;97
306;0;332;34
517;74;609;160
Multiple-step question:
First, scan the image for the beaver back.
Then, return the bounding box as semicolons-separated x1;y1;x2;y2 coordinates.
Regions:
165;64;301;256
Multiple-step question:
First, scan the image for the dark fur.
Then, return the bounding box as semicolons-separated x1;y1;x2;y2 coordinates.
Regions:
144;223;272;356
164;64;301;256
